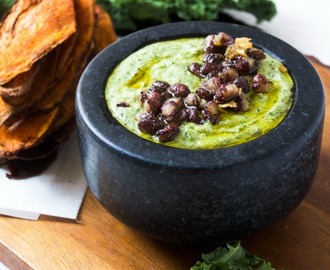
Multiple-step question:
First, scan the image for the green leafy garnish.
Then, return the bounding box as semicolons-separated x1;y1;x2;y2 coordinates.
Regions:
191;242;275;270
96;0;277;32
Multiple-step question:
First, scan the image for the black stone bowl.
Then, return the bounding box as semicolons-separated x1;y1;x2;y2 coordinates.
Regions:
76;22;325;245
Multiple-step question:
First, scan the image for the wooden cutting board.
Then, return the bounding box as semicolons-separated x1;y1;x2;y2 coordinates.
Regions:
0;57;329;270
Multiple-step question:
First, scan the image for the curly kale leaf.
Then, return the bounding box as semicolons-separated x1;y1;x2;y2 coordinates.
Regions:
96;0;174;31
96;0;277;32
190;242;275;270
220;0;277;23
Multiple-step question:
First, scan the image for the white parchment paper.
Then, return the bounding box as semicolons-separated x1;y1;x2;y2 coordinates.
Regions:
224;0;330;66
0;132;87;220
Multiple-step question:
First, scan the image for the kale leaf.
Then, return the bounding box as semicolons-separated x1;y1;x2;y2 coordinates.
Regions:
191;242;275;270
96;0;277;32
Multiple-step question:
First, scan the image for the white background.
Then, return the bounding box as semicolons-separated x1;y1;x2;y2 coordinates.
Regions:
225;0;330;65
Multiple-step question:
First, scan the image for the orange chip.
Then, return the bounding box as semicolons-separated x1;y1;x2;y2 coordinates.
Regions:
71;0;95;62
0;62;40;105
94;4;117;52
0;0;118;176
0;0;76;85
0;108;59;157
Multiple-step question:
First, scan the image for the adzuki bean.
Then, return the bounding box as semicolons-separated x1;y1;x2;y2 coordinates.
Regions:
134;32;271;143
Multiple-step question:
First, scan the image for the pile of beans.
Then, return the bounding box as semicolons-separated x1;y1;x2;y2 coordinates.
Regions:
136;32;270;143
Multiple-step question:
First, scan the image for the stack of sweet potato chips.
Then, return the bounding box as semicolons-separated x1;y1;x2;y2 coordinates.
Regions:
0;0;116;178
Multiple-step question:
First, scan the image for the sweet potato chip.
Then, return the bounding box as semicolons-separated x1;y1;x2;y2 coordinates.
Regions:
0;0;76;85
0;108;59;157
0;0;117;177
94;4;117;52
0;61;40;105
48;90;75;136
35;61;77;113
0;97;15;126
0;51;58;127
0;0;37;33
51;33;78;84
41;0;96;133
71;0;95;61
34;0;95;117
0;40;62;106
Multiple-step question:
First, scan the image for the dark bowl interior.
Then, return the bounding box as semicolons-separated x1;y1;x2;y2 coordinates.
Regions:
76;21;325;245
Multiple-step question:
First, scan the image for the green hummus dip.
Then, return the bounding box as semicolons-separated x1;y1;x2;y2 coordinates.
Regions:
105;38;293;149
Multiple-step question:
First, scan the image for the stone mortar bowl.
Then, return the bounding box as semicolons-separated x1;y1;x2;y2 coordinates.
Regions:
76;22;325;245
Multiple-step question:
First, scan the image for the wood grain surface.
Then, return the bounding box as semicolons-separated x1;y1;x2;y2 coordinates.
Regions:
0;57;329;270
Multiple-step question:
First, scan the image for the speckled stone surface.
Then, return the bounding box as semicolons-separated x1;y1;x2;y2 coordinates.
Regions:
76;22;325;245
